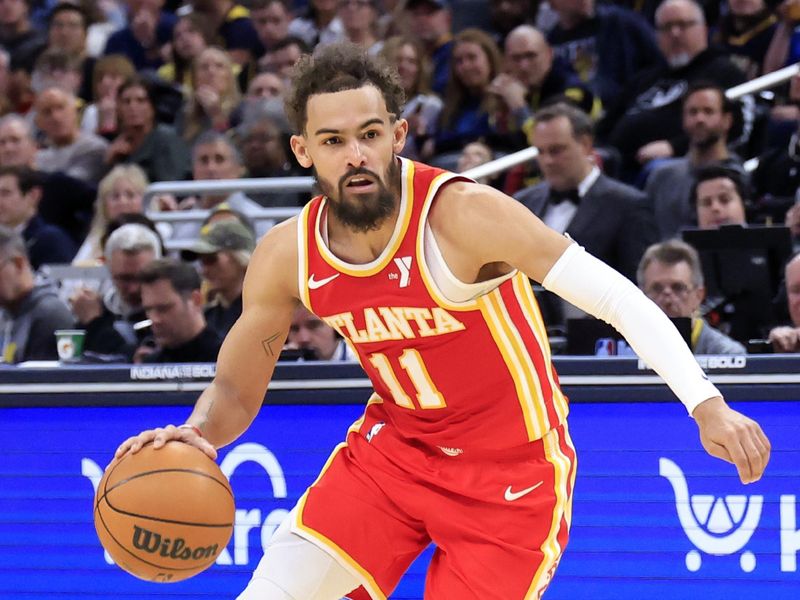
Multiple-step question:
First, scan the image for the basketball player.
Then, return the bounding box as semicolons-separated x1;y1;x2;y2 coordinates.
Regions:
115;43;770;599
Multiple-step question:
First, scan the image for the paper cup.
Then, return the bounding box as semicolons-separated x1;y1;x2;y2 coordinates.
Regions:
55;330;86;362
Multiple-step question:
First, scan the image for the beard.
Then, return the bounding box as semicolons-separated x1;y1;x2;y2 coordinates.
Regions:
315;157;399;232
691;130;722;151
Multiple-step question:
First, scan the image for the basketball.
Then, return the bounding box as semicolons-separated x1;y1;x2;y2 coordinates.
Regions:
93;441;235;583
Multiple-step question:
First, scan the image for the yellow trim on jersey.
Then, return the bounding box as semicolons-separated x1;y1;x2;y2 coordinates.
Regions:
415;172;482;312
314;159;415;277
346;392;384;436
563;425;578;530
297;202;313;311
478;289;548;441
512;274;570;425
525;425;574;598
293;443;387;600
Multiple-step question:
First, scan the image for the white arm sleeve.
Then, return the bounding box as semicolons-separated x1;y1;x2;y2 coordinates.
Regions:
542;243;721;415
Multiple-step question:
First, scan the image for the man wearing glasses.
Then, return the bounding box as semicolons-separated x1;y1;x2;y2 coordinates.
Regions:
637;239;746;354
598;0;747;179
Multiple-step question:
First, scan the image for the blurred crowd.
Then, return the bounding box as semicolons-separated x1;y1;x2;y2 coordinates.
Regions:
0;0;799;365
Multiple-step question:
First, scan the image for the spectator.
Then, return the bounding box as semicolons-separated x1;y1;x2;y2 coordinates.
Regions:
456;140;495;185
404;0;453;96
0;114;37;168
83;0;122;58
712;0;778;79
432;28;504;160
179;47;242;144
156;131;271;240
0;165;77;268
70;222;161;359
692;164;749;229
236;102;306;206
0;225;75;363
380;35;442;161
0;0;47;74
637;239;746;354
103;0;176;71
339;0;383;55
0;114;95;244
488;24;594;147
105;76;191;182
0;48;11;114
156;13;215;93
598;0;747;179
189;0;262;67
288;0;345;49
35;87;108;184
180;220;256;339
46;2;95;101
257;35;309;83
229;69;286;128
244;70;285;102
486;0;542;48
30;48;84;96
80;54;136;138
286;304;356;361
250;0;292;55
646;82;744;239
752;74;800;202
762;0;800;73
135;258;222;363
547;0;661;110
767;252;800;352
73;164;149;265
515;102;657;281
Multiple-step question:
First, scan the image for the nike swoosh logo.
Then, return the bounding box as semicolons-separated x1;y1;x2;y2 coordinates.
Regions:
308;273;340;290
504;481;544;502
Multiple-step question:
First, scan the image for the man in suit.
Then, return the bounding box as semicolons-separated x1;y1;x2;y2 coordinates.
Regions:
515;102;657;282
0;165;77;269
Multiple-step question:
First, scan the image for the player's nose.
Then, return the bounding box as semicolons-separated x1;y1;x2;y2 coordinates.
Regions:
345;140;367;167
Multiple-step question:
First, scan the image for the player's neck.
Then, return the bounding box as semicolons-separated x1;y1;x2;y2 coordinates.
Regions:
327;200;401;264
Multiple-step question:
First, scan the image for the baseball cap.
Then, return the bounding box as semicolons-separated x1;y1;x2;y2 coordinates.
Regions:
405;0;449;10
180;220;256;261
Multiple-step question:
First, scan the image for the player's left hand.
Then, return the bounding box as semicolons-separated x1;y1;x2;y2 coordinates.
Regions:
692;396;770;484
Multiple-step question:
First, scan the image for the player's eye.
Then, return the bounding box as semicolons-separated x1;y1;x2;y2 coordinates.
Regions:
323;136;341;145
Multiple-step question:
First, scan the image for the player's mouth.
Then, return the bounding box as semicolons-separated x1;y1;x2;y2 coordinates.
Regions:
344;175;378;193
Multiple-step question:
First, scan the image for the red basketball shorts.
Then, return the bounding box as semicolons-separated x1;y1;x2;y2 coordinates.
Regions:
289;418;577;599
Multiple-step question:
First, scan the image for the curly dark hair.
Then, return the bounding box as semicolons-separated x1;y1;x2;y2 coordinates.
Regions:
284;42;405;134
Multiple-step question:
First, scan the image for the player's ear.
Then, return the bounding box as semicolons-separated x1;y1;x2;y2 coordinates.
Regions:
392;118;408;155
290;135;313;168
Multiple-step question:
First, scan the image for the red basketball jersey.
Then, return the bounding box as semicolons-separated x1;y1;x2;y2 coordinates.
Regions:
297;158;569;451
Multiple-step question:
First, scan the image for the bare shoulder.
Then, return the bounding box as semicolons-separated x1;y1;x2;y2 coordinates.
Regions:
428;180;572;283
428;181;537;251
244;216;300;305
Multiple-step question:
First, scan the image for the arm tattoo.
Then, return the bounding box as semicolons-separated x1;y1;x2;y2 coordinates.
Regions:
261;332;282;357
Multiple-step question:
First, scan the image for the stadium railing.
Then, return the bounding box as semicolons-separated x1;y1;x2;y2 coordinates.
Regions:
143;62;800;242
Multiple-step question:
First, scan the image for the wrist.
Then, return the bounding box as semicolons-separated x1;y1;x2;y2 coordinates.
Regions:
691;395;726;421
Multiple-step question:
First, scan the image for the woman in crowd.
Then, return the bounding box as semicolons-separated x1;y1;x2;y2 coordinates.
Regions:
380;35;442;161
179;47;242;144
432;28;504;161
157;14;218;94
339;0;383;55
80;54;136;139
105;76;191;182
73;164;149;265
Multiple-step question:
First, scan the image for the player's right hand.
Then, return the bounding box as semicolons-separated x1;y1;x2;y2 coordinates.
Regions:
114;424;218;463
